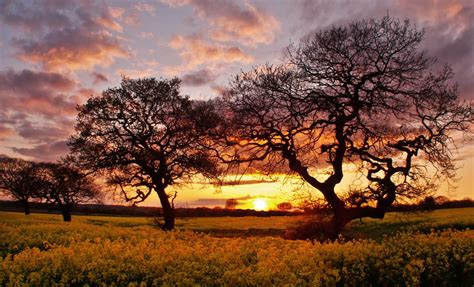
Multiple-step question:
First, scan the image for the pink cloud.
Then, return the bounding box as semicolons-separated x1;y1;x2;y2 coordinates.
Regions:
14;29;129;72
162;0;280;47
1;0;129;72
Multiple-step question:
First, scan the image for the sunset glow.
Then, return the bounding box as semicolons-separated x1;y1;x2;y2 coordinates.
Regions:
253;198;268;211
0;0;472;207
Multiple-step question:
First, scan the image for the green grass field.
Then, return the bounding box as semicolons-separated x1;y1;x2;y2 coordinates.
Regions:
1;207;473;240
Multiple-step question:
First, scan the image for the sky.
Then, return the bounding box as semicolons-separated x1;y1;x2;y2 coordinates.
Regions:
0;0;473;209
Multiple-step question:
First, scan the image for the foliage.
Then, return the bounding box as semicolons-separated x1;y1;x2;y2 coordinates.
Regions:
0;213;472;286
69;77;220;229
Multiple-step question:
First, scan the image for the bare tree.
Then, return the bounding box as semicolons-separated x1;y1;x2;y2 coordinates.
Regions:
0;157;42;215
69;77;219;230
36;162;101;222
216;17;473;239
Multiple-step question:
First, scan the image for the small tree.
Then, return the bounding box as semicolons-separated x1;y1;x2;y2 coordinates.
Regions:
69;77;219;229
217;17;472;239
0;157;42;215
36;162;101;222
225;198;238;209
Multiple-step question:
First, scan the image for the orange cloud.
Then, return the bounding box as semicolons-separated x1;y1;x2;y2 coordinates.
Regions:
0;125;14;140
207;3;280;47
117;68;156;79
108;6;126;18
15;30;129;72
169;35;253;71
2;1;129;72
162;0;280;47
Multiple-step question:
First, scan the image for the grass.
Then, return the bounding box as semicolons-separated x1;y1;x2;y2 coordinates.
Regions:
1;207;473;240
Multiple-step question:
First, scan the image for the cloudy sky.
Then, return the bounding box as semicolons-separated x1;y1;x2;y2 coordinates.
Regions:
0;0;472;208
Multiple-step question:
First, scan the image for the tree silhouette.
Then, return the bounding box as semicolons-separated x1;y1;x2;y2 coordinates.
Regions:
36;162;101;222
69;77;219;229
216;17;473;239
0;157;42;215
225;198;238;209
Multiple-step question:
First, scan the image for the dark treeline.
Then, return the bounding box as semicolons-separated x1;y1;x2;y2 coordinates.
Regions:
306;197;474;216
0;200;298;217
1;197;472;218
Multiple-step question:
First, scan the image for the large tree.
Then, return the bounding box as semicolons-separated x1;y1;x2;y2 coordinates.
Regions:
217;17;472;239
0;157;42;215
36;162;101;222
69;77;219;230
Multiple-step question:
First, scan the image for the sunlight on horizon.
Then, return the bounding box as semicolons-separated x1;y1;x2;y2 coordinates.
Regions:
252;198;268;211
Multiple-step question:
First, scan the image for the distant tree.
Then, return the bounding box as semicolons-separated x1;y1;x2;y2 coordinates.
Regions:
420;196;436;210
36;162;101;222
225;198;238;209
69;77;219;230
216;17;473;239
0;157;42;215
276;202;293;211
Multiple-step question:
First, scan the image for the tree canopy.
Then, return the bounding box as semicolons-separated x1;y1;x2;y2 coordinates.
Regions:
69;77;219;229
0;157;42;215
215;17;473;239
36;162;101;222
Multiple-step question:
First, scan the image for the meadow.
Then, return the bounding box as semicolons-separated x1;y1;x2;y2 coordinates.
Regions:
1;209;473;286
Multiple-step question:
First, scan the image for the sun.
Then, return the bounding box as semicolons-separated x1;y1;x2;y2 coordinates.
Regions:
253;198;268;211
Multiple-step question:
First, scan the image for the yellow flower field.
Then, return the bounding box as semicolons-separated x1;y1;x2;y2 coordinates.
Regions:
1;211;473;286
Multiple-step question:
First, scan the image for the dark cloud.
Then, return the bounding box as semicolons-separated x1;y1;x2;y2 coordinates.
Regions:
0;68;79;160
16;121;72;143
11;140;69;162
186;194;275;208
219;179;277;186
0;68;77;117
193;179;276;186
1;0;128;71
188;198;228;207
181;69;216;86
0;0;73;32
92;72;109;84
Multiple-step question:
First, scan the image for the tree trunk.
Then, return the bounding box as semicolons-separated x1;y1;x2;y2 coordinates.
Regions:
21;199;30;215
327;210;350;241
156;187;175;230
326;206;390;240
62;209;72;222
